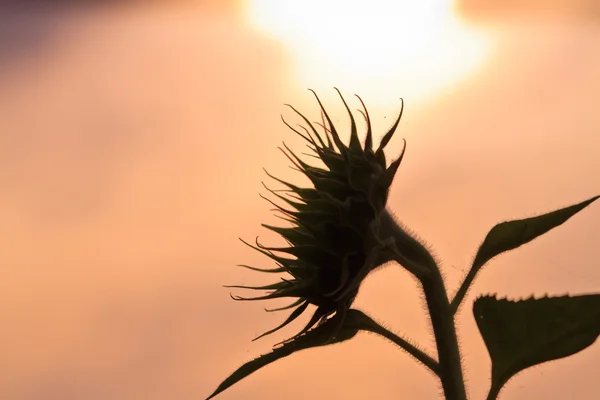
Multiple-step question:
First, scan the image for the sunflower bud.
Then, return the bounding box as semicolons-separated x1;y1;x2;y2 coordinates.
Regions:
227;88;407;344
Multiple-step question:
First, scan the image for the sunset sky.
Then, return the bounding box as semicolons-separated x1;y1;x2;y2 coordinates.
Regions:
0;1;599;399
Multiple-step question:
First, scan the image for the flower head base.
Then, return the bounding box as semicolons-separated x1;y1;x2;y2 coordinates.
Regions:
227;88;406;344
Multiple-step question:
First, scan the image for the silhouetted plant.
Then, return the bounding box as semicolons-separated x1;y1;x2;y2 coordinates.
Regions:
207;89;599;400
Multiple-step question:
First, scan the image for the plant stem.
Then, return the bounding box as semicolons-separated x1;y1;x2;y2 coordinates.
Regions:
347;310;440;375
380;210;467;400
421;268;467;400
450;260;483;315
485;383;501;400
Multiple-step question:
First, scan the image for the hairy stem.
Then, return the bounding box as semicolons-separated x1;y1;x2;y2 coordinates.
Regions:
485;383;501;400
348;310;440;375
421;269;467;400
380;210;467;400
450;262;482;315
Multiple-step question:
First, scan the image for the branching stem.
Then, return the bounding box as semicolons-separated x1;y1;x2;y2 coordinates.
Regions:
350;311;440;376
381;210;467;400
420;269;467;400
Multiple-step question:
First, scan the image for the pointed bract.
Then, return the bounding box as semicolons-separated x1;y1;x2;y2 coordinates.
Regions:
225;89;406;379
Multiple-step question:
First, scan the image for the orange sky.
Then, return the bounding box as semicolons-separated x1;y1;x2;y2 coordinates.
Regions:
0;2;599;400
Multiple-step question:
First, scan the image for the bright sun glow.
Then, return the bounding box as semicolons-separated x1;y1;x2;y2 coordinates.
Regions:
245;0;492;104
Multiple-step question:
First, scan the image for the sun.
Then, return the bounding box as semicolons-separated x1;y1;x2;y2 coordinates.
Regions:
244;0;492;104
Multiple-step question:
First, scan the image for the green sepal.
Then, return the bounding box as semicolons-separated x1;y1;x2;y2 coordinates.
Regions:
286;305;337;343
308;89;349;158
223;281;289;291
280;142;325;177
257;242;337;260
347;166;377;194
334;87;363;154
283;103;328;149
308;175;351;201
279;113;322;150
333;236;392;301
376;98;403;156
261;224;315;247
260;183;306;210
376;143;405;191
354;94;374;152
238;238;297;268
291;197;342;216
275;259;316;281
374;148;387;169
264;298;305;312
235;264;287;273
252;300;309;341
230;281;311;302
319;149;347;175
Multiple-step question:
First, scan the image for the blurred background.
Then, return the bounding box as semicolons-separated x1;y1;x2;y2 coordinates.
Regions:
0;1;599;399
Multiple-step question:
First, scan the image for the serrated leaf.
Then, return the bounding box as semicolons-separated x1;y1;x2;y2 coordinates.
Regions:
474;294;600;399
206;314;359;399
472;195;598;271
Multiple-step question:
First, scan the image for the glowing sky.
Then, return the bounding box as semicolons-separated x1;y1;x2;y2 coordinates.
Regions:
245;0;491;104
0;2;599;399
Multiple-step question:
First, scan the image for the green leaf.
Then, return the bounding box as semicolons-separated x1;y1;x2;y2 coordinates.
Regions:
206;314;359;399
474;294;600;399
471;195;598;271
451;195;599;313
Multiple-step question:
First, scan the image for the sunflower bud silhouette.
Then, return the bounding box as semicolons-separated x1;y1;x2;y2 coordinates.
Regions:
226;88;408;345
209;87;600;400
